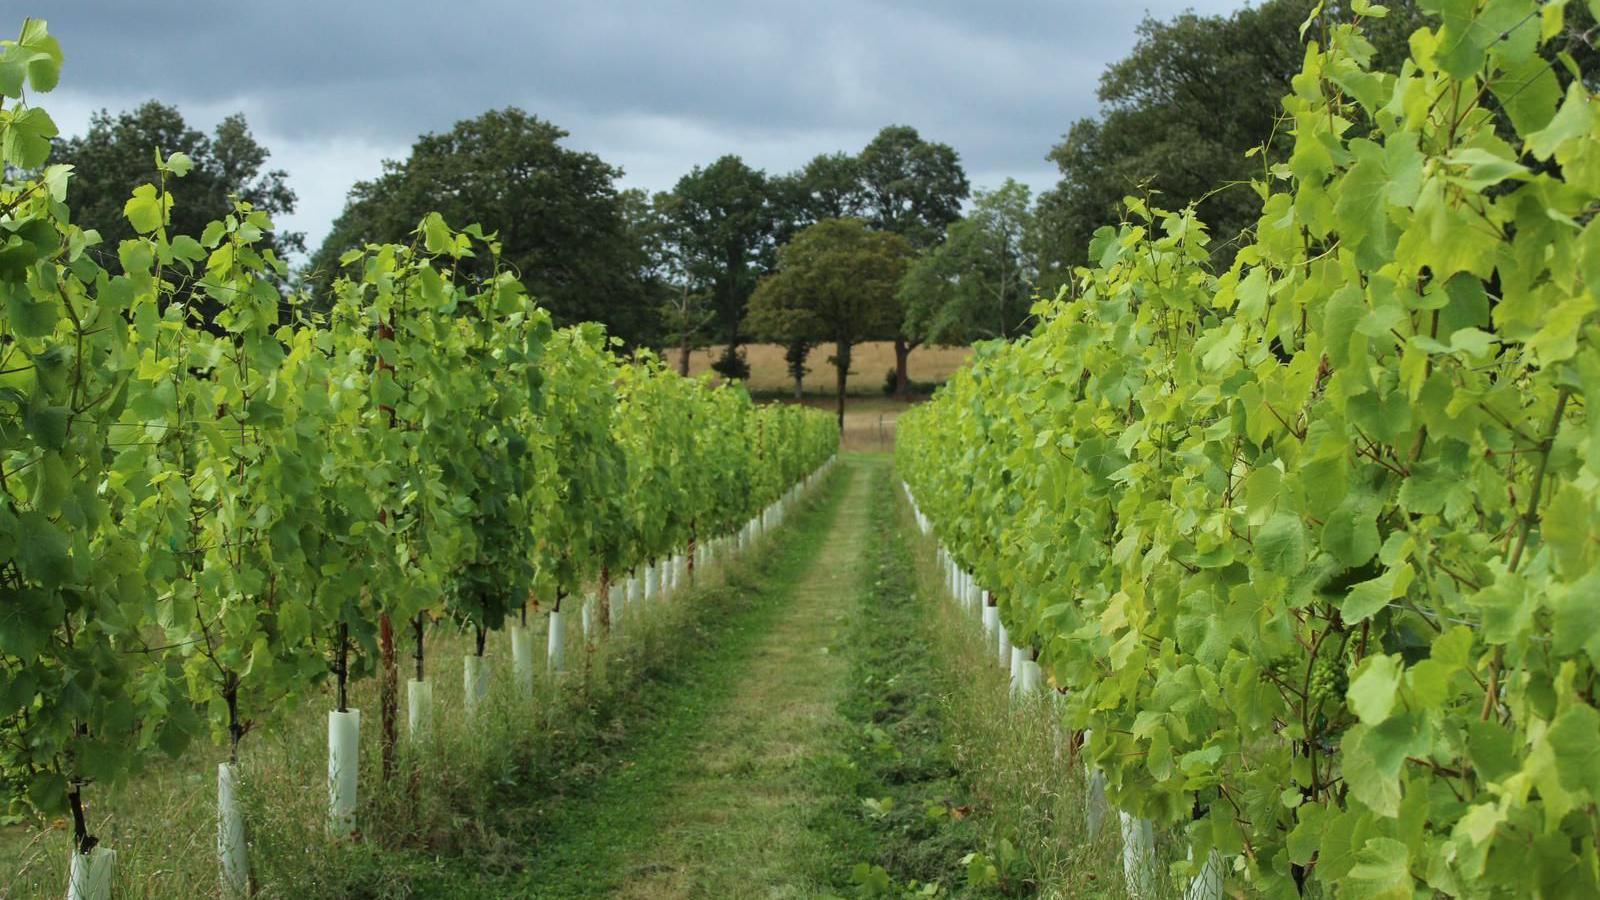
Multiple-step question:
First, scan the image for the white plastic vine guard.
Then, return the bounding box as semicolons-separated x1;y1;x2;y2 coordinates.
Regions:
510;625;535;698
1083;729;1110;840
1119;812;1157;899
463;655;491;715
1183;848;1225;900
66;846;115;900
407;679;432;742
327;709;359;839
547;609;567;674
217;762;248;898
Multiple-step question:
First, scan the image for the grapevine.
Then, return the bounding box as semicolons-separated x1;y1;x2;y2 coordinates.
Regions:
899;3;1599;895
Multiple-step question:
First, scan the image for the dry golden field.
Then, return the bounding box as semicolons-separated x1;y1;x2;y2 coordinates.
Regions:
680;341;972;396
792;395;917;453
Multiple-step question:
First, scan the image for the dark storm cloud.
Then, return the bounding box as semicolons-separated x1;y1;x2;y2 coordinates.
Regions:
33;1;1248;250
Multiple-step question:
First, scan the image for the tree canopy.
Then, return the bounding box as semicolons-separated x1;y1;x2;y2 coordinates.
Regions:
901;178;1036;345
310;108;660;344
746;218;910;425
1031;0;1426;284
857;125;969;250
52;100;300;261
663;155;778;378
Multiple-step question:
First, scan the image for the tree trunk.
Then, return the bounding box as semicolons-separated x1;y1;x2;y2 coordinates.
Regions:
598;565;611;632
894;338;912;401
678;335;690;376
834;340;851;433
379;612;397;780
793;373;804;400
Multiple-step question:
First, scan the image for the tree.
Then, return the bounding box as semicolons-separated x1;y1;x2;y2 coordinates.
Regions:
856;125;969;397
746;219;910;429
53;100;301;260
309;108;658;344
663;155;776;380
773;152;865;243
783;339;812;399
642;190;714;375
902;179;1037;346
1032;0;1427;286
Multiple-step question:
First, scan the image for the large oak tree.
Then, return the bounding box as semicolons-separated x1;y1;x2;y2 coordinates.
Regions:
310;108;660;344
53;101;300;261
855;125;968;397
901;179;1037;346
663;155;777;379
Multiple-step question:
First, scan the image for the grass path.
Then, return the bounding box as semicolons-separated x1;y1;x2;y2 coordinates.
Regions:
414;458;868;899
417;454;1075;899
606;459;875;898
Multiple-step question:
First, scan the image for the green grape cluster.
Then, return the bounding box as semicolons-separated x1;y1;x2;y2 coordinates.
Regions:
1305;652;1348;716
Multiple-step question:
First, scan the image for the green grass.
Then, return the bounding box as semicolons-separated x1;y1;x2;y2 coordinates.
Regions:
803;457;1141;899
599;459;873;898
887;465;1166;899
803;457;982;896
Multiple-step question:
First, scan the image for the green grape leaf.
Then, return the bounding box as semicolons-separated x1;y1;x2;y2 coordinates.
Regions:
0;105;56;168
1322;495;1380;567
123;183;169;235
1526;81;1595;161
22;400;67;449
25;772;67;816
1348;654;1403;724
1491;56;1561;135
1339;837;1412;899
1258;513;1308;575
5;288;57;337
1547;702;1600;802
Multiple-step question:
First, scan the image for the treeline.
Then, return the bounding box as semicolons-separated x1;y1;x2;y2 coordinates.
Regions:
62;0;1558;396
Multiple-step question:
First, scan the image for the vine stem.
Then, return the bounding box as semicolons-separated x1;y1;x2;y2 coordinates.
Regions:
67;782;95;855
1507;387;1570;572
1483;387;1571;721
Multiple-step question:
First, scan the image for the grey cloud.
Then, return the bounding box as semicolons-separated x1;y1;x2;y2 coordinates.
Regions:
32;1;1249;250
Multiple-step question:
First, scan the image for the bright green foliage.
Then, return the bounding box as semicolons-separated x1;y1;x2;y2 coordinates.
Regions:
901;4;1600;896
311;109;658;344
0;18;193;818
52;101;303;262
531;324;627;604
0;17;837;832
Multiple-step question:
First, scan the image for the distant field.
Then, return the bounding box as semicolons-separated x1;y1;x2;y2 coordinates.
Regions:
680;342;972;396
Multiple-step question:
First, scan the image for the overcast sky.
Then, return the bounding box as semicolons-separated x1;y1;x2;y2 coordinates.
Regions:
38;2;1249;255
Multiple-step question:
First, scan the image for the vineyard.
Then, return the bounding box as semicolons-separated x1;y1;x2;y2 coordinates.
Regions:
899;3;1600;898
0;19;839;898
7;1;1600;898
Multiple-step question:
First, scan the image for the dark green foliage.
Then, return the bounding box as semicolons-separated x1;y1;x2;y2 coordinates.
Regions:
1032;0;1425;284
857;125;970;250
309;108;660;344
52;100;300;260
